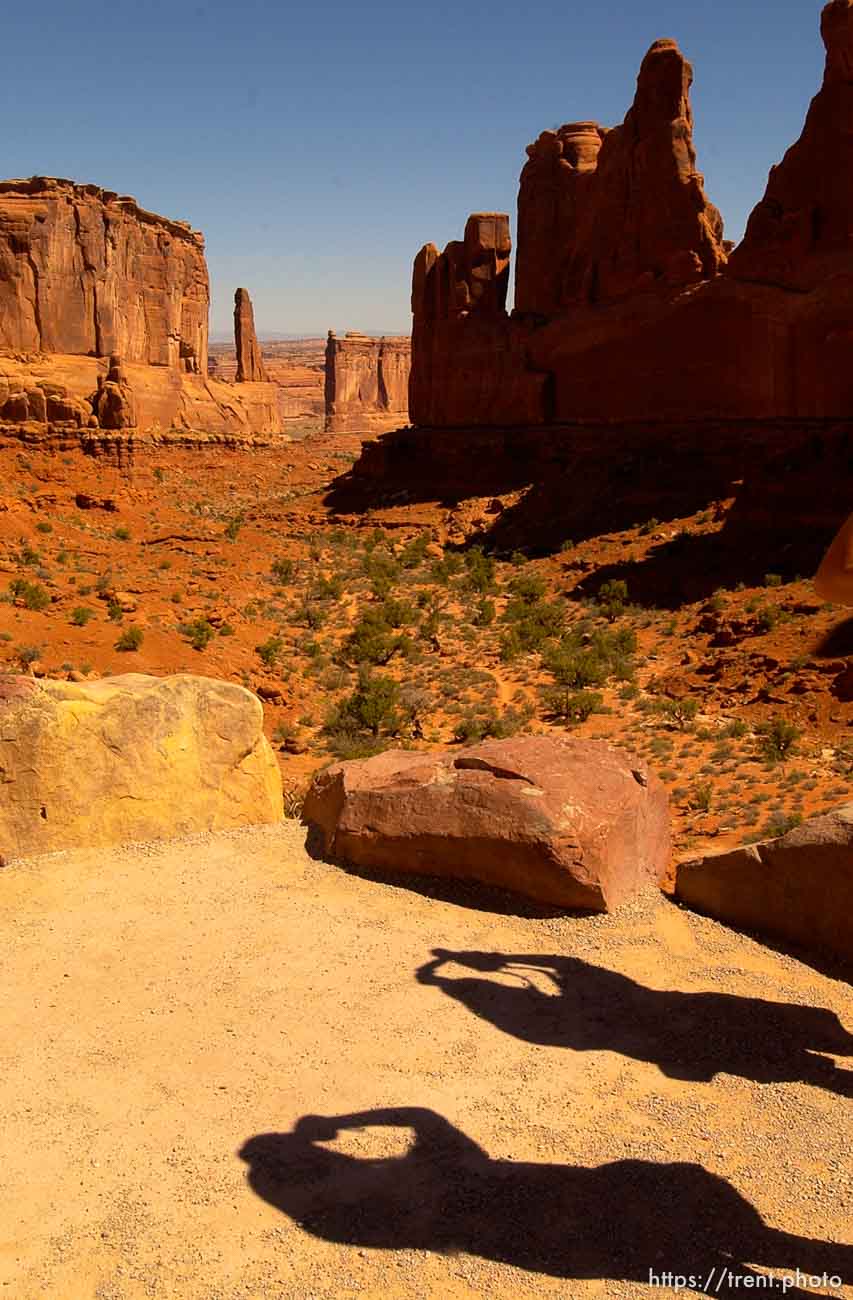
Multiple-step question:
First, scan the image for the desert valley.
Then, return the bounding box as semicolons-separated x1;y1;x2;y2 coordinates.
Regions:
0;2;851;1298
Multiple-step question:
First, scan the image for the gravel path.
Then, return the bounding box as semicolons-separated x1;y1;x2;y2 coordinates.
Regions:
1;822;850;1299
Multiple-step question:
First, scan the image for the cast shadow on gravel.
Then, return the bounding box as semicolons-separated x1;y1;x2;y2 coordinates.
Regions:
238;1107;852;1297
415;950;853;1097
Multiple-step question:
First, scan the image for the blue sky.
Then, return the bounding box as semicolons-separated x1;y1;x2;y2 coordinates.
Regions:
1;0;827;337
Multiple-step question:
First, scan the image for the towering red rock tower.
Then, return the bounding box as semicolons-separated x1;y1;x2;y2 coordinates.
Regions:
234;287;268;383
515;39;726;316
728;0;853;290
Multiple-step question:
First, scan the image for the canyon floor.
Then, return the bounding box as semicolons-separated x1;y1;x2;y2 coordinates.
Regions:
0;422;850;863
2;820;851;1300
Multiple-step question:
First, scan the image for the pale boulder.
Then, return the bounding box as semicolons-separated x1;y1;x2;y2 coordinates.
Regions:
0;673;282;857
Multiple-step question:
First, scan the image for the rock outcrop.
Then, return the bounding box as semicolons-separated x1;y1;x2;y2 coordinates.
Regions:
324;331;410;433
815;513;853;603
0;352;280;445
409;5;853;427
410;215;543;427
676;804;853;964
0;178;208;372
234;288;268;383
515;41;726;315
0;673;283;857
92;352;138;430
302;737;670;911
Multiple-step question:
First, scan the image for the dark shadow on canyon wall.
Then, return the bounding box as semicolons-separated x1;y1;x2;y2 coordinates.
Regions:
325;421;851;608
415;949;853;1096
239;1107;852;1296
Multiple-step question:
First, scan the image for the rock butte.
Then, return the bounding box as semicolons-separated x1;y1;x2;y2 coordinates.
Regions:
324;331;411;434
0;178;280;440
410;3;853;425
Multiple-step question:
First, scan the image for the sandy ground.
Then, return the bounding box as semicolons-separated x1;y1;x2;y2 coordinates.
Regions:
1;822;851;1300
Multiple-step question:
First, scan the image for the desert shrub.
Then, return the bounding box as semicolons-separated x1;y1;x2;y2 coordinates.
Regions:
107;599;124;622
113;526;131;541
298;602;326;630
399;533;430;569
324;668;400;749
256;635;285;668
16;644;41;667
9;579;50;612
35;521;52;534
430;553;463;584
688;782;713;812
271;556;295;584
310;574;342;602
180;618;215;651
508;572;546;604
757;717;800;764
546;688;604;724
764;573;783;588
654;697;700;730
115;625;143;652
224;512;244;541
380;597;415;628
343;608;405;665
473;597;495;627
596;579;629;622
462;546;496;594
70;606;94;626
502;597;565;652
364;548;400;599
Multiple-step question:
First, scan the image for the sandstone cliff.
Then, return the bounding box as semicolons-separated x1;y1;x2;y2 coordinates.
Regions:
409;5;853;426
324;331;410;433
234;287;268;382
409;214;543;427
0;177;209;372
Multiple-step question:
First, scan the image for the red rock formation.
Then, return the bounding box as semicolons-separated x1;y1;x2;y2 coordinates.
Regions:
302;737;671;912
729;0;853;291
677;803;853;963
92;353;138;430
516;41;725;316
409;214;544;427
234;288;268;383
410;7;853;427
324;331;410;433
0;178;208;372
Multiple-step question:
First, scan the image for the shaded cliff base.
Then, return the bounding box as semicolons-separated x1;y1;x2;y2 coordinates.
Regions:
329;419;852;604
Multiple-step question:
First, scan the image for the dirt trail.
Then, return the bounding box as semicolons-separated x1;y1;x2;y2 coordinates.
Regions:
1;824;850;1299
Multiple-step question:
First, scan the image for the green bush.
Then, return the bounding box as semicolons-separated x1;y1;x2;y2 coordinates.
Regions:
399;533;430;569
757;718;800;765
9;578;50;611
343;609;402;665
596;579;629;622
70;606;94;626
546;688;604;724
256;635;285;668
324;668;400;747
271;556;295;584
462;546;496;594
180;618;215;651
115;625;143;652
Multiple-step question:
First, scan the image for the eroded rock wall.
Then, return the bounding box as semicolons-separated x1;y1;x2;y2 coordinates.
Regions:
324;330;410;433
409;6;853;427
0;178;209;372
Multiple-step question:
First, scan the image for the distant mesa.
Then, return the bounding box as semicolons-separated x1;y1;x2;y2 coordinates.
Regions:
324;330;410;434
410;1;853;426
